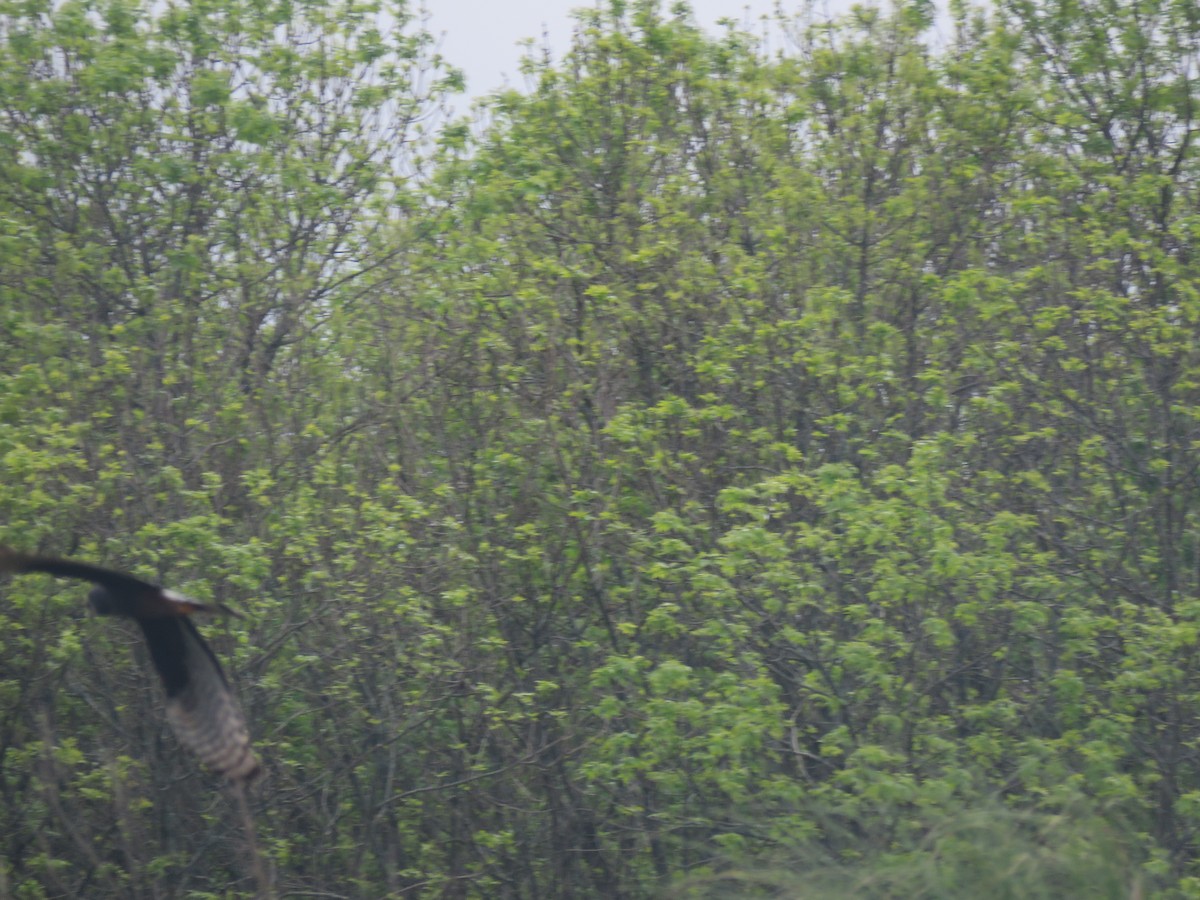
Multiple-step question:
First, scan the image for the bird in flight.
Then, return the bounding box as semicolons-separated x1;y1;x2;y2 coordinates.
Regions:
0;547;261;782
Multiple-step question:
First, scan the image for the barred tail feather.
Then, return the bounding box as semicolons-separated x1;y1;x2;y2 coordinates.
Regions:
166;690;261;781
142;617;261;782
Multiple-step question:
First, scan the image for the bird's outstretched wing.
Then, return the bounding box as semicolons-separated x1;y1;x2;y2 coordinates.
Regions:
0;547;157;596
0;547;238;618
0;545;260;782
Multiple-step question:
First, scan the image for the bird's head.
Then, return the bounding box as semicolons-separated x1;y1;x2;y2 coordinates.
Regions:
88;585;116;615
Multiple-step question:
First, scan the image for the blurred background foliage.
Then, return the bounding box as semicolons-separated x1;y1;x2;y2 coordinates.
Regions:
0;0;1197;895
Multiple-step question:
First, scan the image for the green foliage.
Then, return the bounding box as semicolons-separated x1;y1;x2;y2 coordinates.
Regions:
1;0;1199;895
673;799;1144;899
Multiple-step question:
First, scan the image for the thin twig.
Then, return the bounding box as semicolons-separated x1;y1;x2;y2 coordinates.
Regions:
232;779;274;899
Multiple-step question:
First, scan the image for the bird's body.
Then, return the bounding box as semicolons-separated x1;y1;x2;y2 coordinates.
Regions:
0;547;260;782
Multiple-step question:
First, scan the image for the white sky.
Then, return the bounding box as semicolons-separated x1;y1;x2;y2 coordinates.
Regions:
425;0;859;101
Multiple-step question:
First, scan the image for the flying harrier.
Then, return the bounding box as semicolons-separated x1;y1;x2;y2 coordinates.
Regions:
0;547;260;782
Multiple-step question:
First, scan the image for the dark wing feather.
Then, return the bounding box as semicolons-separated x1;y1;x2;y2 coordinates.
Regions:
0;546;159;595
138;618;261;782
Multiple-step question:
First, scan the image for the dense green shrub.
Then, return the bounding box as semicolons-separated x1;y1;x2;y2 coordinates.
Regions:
0;0;1197;895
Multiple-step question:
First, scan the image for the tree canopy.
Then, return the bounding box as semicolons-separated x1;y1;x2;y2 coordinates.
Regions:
1;0;1198;895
